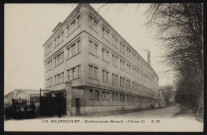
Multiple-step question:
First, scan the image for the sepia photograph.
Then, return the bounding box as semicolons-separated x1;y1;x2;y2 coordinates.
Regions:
4;3;203;132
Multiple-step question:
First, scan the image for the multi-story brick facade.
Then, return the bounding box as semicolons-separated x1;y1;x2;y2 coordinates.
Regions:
43;4;159;115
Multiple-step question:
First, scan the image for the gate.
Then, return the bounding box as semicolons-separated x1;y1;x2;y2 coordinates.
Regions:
40;89;66;116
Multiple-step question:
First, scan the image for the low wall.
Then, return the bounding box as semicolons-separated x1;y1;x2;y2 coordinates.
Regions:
69;103;159;116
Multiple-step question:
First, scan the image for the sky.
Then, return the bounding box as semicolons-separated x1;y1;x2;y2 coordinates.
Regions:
4;4;175;95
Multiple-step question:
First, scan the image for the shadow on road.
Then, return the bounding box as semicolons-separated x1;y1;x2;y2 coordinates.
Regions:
173;105;203;122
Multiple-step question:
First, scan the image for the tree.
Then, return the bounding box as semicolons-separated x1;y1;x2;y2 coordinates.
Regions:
145;3;203;114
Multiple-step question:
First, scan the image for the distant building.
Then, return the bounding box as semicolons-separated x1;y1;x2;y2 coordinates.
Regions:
158;89;167;107
169;90;175;104
4;89;40;107
43;4;159;115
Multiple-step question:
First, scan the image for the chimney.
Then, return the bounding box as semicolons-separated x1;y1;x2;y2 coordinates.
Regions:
145;49;150;66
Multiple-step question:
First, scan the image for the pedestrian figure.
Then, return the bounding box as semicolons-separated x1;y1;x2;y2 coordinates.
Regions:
57;95;62;118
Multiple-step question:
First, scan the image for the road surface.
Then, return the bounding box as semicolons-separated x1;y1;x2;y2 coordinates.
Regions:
93;105;181;118
4;105;203;132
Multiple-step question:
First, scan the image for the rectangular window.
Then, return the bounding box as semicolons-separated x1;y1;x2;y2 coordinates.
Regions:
54;51;64;67
67;69;71;80
94;44;98;56
102;27;109;40
67;65;81;80
89;65;98;79
102;70;105;81
71;20;75;32
77;15;81;27
106;71;109;82
116;93;118;101
94;67;98;79
89;89;94;100
46;77;53;88
62;72;64;83
67;40;81;59
77;65;81;78
54;31;64;47
112;35;118;48
120;94;123;102
102;48;109;61
46;43;52;55
120;77;125;87
54;72;64;85
126;79;131;88
89;65;93;78
112;55;118;66
67;15;80;35
112;74;118;85
66;25;70;36
120;42;125;53
89;40;98;56
46;59;52;71
102;69;109;82
123;94;125;102
102;91;106;100
120;60;125;70
89;40;93;54
95;90;99;100
89;15;98;32
126;64;131;74
127;48;131;58
107;92;110;101
112;93;115;101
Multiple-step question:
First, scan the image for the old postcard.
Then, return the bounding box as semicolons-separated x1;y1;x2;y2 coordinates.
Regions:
4;3;203;132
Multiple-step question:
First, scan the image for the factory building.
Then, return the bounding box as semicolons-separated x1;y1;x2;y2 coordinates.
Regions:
43;4;159;115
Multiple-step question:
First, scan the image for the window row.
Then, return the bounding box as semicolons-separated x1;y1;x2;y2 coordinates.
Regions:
87;15;155;79
88;40;153;80
88;89;158;103
132;81;153;94
45;14;81;55
45;39;81;69
45;65;81;87
88;65;154;92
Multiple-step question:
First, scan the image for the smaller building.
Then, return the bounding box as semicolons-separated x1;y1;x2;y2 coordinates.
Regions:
4;89;40;107
158;89;167;107
169;90;175;105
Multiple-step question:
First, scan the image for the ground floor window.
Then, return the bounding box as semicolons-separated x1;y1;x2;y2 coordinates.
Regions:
89;89;94;100
95;90;99;100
